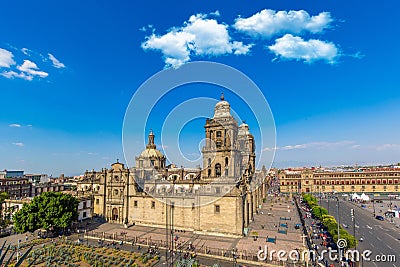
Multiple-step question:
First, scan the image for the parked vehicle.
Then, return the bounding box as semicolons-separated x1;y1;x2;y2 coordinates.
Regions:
375;215;384;221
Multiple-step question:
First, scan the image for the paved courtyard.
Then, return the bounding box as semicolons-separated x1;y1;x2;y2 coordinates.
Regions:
85;196;305;263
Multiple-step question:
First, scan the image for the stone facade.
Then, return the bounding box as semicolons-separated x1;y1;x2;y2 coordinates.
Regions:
279;168;400;194
78;94;266;237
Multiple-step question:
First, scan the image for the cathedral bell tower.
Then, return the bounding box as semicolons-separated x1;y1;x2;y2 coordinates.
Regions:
201;93;241;179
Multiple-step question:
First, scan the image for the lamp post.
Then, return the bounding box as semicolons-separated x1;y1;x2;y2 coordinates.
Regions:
372;195;376;217
389;196;393;223
336;196;341;263
351;209;356;249
232;248;237;267
16;239;20;262
337;196;340;240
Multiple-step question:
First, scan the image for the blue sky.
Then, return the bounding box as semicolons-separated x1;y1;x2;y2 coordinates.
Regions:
1;0;400;176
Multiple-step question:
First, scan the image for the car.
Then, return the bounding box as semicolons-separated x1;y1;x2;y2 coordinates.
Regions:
342;223;349;228
375;215;384;221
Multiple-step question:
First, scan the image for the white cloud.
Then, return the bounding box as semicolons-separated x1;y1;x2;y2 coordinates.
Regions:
234;9;333;39
142;12;252;68
1;70;33;81
48;53;65;68
12;142;24;147
268;34;339;64
9;124;21;128
0;48;16;68
17;60;48;78
21;48;31;56
375;144;400;151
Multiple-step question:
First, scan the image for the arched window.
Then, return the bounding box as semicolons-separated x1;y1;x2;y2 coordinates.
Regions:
114;189;119;195
216;131;222;137
208;169;211;177
225;157;228;166
208;158;211;167
215;163;221;177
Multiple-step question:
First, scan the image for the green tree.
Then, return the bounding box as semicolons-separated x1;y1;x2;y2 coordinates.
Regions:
13;192;79;233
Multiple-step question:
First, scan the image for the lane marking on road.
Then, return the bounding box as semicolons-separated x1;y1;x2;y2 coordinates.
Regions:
393;264;397;267
387;244;393;251
372;261;378;267
370;243;375;248
377;237;382;241
385;232;400;243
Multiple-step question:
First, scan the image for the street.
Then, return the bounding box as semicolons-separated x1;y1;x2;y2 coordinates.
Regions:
320;199;400;267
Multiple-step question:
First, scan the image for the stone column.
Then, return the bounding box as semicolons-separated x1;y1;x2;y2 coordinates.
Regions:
244;197;249;227
249;193;254;222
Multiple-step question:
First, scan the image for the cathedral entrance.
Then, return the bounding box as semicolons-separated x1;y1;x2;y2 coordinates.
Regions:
112;208;118;221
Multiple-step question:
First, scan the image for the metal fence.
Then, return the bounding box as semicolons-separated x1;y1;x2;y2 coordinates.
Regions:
85;230;294;266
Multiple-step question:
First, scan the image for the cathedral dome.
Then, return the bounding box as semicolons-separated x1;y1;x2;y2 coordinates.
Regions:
136;130;166;169
138;130;164;159
213;93;232;119
238;122;250;135
140;147;164;158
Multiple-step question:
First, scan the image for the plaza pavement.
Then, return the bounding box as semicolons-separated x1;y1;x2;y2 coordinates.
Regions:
86;196;305;264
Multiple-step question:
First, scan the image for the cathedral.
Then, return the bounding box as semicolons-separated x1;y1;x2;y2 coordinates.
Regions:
78;94;267;237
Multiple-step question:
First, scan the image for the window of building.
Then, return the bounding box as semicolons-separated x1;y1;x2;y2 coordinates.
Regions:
208;158;211;167
83;212;87;218
215;163;221;177
96;199;99;205
216;187;221;194
215;205;220;213
114;189;118;196
216;131;221;137
134;201;138;207
151;201;155;209
225;157;228;166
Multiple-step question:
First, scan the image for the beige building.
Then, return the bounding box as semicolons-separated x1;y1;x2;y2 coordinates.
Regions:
78;94;267;237
279;167;400;194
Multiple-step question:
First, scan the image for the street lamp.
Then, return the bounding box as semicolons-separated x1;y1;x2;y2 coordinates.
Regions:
16;239;20;262
372;195;376;217
351;209;356;249
232;248;237;267
336;196;341;263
